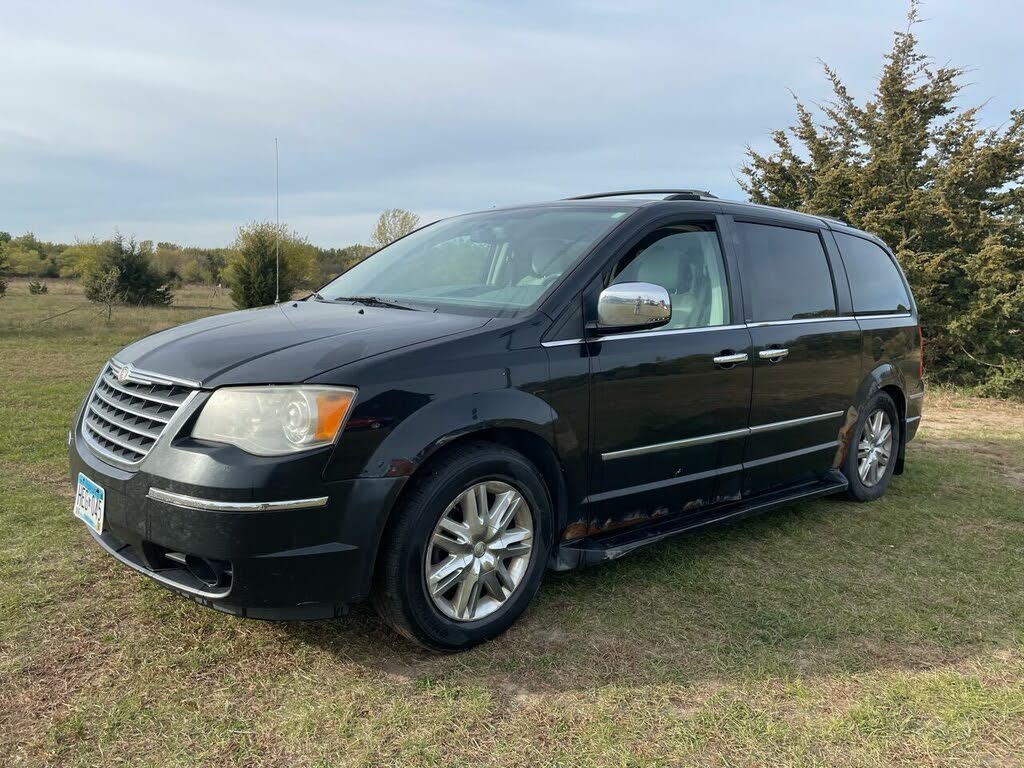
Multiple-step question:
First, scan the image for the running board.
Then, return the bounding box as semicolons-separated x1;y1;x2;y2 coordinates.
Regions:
554;473;849;569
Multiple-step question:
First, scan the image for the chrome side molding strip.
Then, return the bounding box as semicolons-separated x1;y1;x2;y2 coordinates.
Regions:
602;411;845;461
749;410;845;435
908;391;925;401
147;488;329;513
602;427;750;461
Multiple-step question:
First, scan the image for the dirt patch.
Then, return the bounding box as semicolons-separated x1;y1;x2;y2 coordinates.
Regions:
913;392;1024;489
921;391;1024;440
916;436;1024;490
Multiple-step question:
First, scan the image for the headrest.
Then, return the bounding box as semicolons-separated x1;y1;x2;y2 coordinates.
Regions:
636;243;682;291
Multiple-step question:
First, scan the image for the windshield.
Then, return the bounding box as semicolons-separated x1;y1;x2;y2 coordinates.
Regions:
317;206;633;315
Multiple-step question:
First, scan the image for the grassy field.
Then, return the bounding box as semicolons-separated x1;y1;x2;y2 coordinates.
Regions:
2;279;1023;767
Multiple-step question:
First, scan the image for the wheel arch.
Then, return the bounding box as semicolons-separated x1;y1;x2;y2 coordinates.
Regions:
853;363;908;476
360;390;580;584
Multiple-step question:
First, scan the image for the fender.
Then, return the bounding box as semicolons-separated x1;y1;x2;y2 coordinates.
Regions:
844;362;908;473
349;386;587;575
855;361;906;404
363;388;559;478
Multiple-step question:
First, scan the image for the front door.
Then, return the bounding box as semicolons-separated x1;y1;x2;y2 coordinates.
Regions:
588;218;753;531
731;218;862;494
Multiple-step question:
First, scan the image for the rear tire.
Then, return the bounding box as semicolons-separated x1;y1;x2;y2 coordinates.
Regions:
373;441;552;652
843;391;900;502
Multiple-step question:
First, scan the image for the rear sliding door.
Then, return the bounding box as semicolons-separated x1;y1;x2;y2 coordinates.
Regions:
731;218;862;495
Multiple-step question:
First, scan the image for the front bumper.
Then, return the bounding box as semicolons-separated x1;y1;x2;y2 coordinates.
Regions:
68;408;406;620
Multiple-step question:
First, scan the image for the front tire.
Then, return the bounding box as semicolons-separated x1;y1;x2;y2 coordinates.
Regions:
373;442;552;651
843;391;900;502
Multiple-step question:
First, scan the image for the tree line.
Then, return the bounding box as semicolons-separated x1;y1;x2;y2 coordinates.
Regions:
2;3;1020;396
0;208;420;309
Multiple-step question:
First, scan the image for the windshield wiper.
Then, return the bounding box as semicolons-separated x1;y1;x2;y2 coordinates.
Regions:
330;295;419;311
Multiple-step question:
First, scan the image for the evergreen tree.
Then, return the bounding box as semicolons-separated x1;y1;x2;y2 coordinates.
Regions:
226;221;316;309
740;1;1024;394
82;233;172;306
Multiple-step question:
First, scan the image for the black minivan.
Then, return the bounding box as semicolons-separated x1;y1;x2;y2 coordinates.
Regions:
68;190;924;650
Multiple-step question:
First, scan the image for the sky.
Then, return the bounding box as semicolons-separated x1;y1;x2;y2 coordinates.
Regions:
2;0;1023;248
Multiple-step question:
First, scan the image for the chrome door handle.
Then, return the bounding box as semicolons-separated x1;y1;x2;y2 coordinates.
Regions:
713;352;749;365
759;348;789;360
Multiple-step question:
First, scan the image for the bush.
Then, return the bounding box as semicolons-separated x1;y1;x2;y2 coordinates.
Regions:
83;234;173;307
28;280;48;295
970;361;1024;400
225;221;316;309
85;267;122;322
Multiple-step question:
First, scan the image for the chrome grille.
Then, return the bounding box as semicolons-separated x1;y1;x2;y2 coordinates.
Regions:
82;360;198;465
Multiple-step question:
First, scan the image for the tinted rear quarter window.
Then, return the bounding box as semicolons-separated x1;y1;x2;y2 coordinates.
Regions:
834;232;911;314
736;222;836;322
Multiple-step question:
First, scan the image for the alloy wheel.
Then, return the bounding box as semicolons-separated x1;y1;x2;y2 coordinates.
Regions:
857;408;893;487
424;481;534;622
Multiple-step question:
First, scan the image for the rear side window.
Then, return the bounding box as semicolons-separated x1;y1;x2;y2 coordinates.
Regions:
736;222;836;322
834;232;911;314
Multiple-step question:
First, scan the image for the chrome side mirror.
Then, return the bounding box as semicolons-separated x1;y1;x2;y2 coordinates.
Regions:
595;282;672;331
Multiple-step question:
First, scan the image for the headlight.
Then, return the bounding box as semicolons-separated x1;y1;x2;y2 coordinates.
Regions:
192;386;357;456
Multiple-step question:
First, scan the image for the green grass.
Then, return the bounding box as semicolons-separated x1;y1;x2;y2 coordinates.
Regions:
2;284;1024;766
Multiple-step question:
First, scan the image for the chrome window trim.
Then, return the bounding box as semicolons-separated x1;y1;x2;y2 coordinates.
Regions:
745;316;855;328
591;324;748;343
147;488;329;513
853;312;914;321
602;411;845;461
540;338;586;348
541;324;747;347
541;313;915;347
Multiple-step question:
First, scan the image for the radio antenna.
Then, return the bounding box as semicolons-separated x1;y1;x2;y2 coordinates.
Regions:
274;137;280;304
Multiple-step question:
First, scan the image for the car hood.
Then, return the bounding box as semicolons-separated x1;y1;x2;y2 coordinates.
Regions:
116;301;490;387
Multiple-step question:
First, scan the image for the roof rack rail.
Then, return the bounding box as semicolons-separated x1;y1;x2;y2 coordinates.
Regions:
819;215;849;226
564;189;718;201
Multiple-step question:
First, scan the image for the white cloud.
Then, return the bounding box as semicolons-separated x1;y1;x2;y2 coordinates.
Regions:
1;0;1021;245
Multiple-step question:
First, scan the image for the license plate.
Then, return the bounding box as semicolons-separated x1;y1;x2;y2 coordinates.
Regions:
73;472;105;534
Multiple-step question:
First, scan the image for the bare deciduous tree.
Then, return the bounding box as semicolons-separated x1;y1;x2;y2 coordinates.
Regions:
89;266;122;321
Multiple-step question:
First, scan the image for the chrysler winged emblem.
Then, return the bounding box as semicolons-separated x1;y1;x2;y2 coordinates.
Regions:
117;364;133;383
